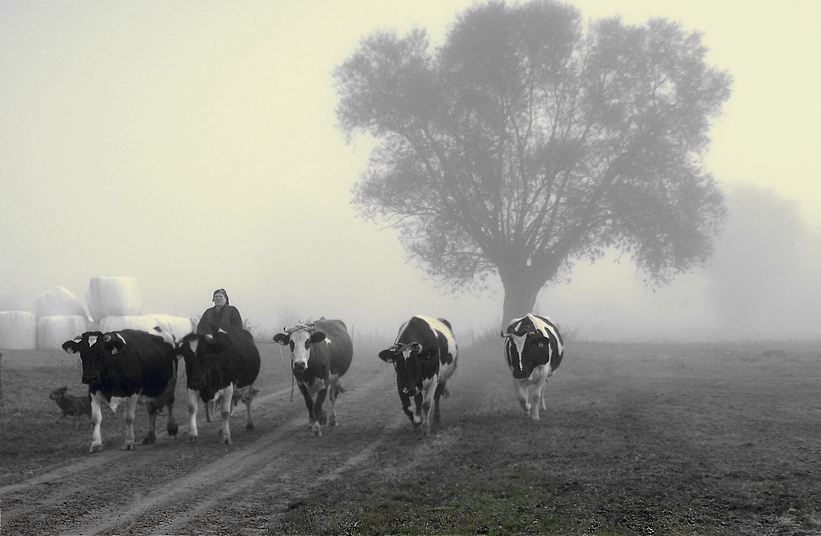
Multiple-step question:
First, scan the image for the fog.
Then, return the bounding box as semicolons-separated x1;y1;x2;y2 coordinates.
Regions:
1;1;820;344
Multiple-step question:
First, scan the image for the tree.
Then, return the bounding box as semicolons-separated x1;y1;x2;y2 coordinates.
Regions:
334;0;731;326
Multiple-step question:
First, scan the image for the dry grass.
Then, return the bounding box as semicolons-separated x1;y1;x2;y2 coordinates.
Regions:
2;340;820;534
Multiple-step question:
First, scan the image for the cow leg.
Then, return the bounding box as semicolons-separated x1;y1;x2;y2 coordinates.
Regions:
420;380;437;436
219;384;233;445
513;379;531;416
399;392;415;425
327;374;341;427
528;376;548;422
122;395;139;450
143;401;158;445
240;386;258;431
433;380;448;425
297;382;315;428
89;394;105;453
187;389;201;443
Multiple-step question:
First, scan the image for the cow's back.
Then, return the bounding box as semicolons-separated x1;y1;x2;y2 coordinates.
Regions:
214;325;261;388
315;318;353;377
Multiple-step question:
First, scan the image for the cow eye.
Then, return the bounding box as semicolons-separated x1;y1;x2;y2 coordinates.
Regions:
289;341;295;352
304;340;310;350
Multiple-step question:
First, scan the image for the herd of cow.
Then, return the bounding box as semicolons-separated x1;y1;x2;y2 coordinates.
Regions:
58;313;564;453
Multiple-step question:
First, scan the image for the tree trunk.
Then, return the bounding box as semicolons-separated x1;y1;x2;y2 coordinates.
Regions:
499;270;545;334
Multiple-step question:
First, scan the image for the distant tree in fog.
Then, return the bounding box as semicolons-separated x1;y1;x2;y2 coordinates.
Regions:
705;186;821;338
334;0;731;325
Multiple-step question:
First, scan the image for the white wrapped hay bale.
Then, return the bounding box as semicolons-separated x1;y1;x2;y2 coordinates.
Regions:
99;315;158;333
145;314;193;340
34;287;88;319
37;315;89;349
0;311;37;350
86;277;142;322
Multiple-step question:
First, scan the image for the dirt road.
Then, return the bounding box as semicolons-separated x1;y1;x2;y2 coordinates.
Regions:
0;346;406;535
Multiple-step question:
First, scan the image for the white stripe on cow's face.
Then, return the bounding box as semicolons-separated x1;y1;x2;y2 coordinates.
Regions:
288;329;311;368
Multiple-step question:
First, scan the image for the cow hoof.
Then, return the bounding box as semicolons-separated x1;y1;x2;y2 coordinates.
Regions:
246;422;255;431
222;436;232;445
167;423;179;437
188;435;199;444
122;442;136;451
141;436;156;445
89;444;103;454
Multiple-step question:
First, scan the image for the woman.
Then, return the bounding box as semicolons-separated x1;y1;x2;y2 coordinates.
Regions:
196;288;243;334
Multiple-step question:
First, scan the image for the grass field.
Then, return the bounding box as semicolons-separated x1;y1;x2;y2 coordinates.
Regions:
1;339;820;535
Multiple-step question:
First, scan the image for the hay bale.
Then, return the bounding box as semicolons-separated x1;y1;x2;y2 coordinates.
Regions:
145;314;193;340
86;277;142;322
99;315;159;333
34;287;88;319
0;311;37;350
37;315;89;349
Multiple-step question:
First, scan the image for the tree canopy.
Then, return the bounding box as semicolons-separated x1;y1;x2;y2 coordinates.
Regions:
334;0;731;325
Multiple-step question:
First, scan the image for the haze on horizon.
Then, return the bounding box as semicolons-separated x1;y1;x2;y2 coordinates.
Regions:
1;1;819;343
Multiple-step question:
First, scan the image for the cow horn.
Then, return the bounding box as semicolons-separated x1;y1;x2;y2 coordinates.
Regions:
285;322;316;335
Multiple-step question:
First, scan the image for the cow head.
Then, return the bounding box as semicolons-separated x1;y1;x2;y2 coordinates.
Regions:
378;342;437;397
274;323;326;372
175;331;227;392
502;315;563;380
62;331;108;385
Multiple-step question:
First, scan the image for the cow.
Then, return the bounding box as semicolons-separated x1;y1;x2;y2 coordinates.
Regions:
174;323;260;445
61;329;179;453
378;315;458;436
502;313;564;422
273;318;353;437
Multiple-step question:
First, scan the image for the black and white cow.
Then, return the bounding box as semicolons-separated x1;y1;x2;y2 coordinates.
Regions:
274;318;353;437
175;324;261;445
502;313;564;422
61;328;179;453
378;315;458;435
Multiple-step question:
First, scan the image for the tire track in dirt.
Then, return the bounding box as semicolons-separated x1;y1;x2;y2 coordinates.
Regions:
0;384;307;532
55;368;398;535
0;387;290;496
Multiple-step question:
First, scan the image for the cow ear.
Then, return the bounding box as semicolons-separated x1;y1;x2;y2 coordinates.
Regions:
273;333;289;346
62;339;80;354
378;349;396;363
309;331;326;344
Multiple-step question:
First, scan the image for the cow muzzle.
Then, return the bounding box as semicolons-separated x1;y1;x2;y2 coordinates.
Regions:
292;361;307;372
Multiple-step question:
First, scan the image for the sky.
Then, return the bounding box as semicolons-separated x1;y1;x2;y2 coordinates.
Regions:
1;1;820;343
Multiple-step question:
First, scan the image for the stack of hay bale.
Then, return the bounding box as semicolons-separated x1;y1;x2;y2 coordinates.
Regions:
35;287;89;350
1;278;193;350
87;277;192;340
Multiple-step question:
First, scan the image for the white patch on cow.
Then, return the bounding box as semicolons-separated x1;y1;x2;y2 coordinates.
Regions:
416;316;457;358
187;338;200;354
288;329;311;368
302;378;327;397
107;396;127;413
88;335;98;347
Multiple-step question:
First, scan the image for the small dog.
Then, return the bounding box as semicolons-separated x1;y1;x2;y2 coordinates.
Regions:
49;387;92;428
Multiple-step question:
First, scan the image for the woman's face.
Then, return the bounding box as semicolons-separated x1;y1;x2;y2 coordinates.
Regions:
213;293;227;307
